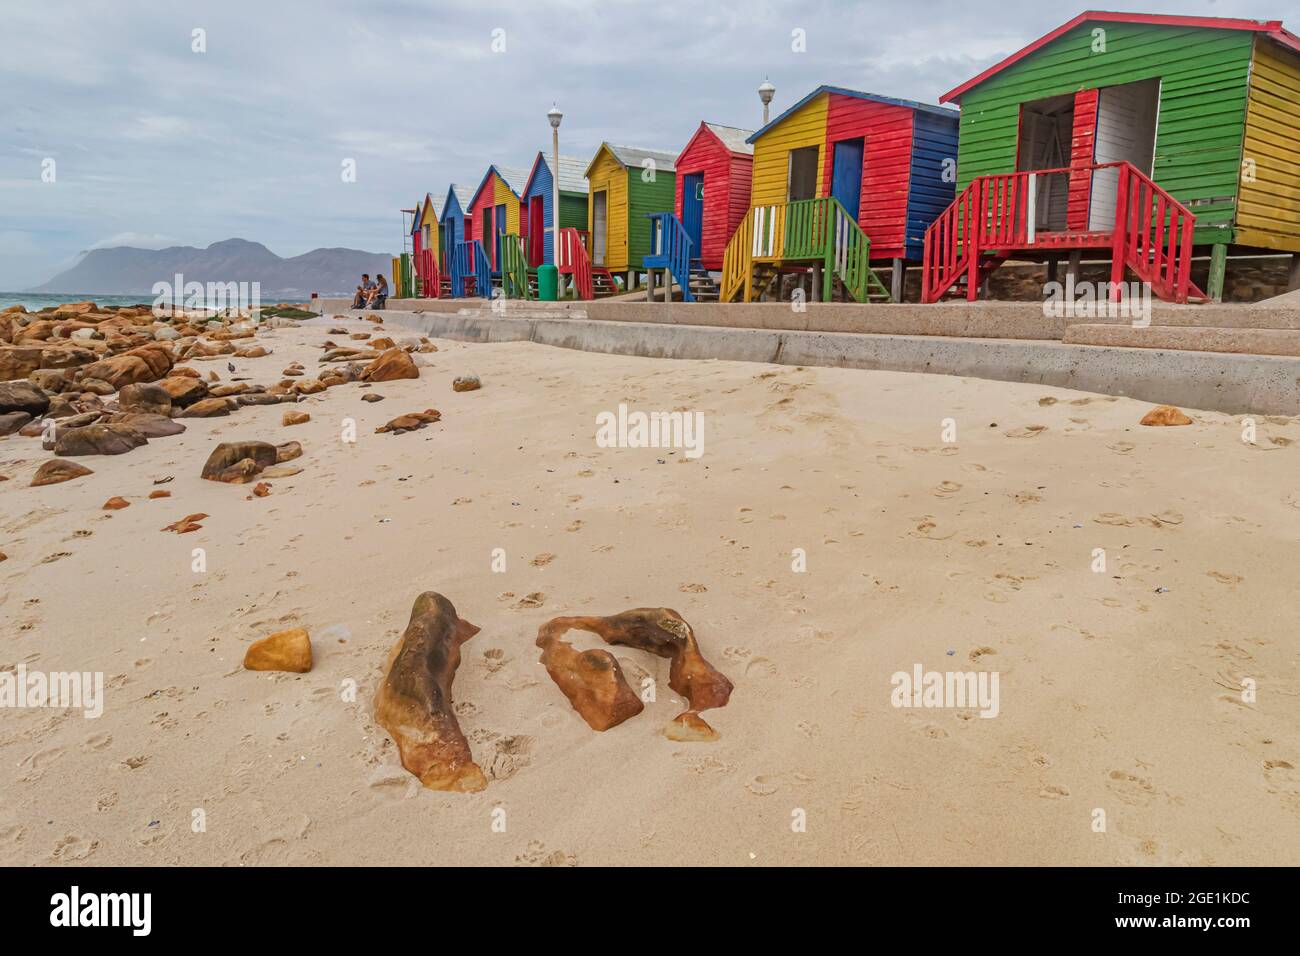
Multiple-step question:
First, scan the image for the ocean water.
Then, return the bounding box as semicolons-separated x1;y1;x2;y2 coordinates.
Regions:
0;292;308;312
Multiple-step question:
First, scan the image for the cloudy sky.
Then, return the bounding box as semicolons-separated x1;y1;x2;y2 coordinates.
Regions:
2;0;1295;289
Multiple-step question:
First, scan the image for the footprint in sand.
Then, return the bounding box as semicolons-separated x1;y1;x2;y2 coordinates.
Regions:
968;646;997;662
50;835;98;862
1004;425;1046;438
745;775;781;797
81;733;113;752
745;656;777;679
530;553;555;568
1106;769;1157;806
934;481;962;497
514;840;577;867
485;735;534;782
1039;784;1071;799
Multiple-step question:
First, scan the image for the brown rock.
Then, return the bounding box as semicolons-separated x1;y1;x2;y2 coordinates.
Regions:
78;342;174;388
375;409;441;434
216;459;261;483
237;393;285;406
275;440;302;463
156;376;209;406
243;627;312;673
162;512;208;533
361;348;418;383
0;411;32;436
374;593;485;791
292;378;326;395
200;441;279;481
0;346;44;380
103;496;130;510
28;368;73;392
370;337;396;350
179;397;232;418
452;375;481;392
148;489;171;499
1140;405;1193;426
117;382;173;415
169;366;201;378
77;378;116;396
259;464;302;478
251;481;271;497
31;458;94;486
99;412;186;438
54;423;148;456
0;380;50;416
282;410;310;426
233;346;269;359
360;392;384;403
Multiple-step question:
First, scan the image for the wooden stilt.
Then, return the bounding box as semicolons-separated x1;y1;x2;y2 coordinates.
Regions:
891;258;905;303
1208;243;1228;303
1066;250;1082;284
1046;256;1059;284
1288;252;1300;292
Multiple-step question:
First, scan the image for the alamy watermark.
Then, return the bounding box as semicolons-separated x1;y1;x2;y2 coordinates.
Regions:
151;272;261;317
891;664;1000;718
595;403;704;459
0;664;104;718
1043;276;1151;327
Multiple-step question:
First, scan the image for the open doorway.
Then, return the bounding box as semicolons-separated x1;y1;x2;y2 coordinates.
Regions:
591;190;607;266
1089;78;1160;231
787;146;819;202
1017;93;1074;232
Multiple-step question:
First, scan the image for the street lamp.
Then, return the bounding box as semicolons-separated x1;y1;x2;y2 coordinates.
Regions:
548;104;563;281
758;78;775;125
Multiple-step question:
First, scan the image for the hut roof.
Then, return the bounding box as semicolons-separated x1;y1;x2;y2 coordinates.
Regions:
747;86;958;143
942;11;1300;103
704;123;755;156
587;143;679;177
523;152;590;196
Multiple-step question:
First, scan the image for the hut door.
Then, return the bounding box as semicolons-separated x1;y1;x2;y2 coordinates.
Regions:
1016;93;1074;232
830;138;864;220
592;191;608;266
494;203;507;269
529;197;544;266
682;173;704;254
1089;79;1160;231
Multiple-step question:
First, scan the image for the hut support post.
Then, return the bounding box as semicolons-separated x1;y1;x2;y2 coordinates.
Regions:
1066;251;1082;285
891;259;905;303
1288;253;1300;293
1207;244;1228;303
1046;256;1059;285
811;266;821;303
646;268;655;302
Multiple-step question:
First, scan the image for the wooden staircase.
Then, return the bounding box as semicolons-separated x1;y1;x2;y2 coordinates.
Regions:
500;233;532;300
688;260;720;302
415;249;441;299
450;239;490;299
557;228;620;300
642;212;696;302
720;197;892;304
921;160;1206;304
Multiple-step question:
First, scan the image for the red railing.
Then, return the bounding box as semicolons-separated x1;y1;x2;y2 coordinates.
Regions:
557;227;593;300
1111;164;1201;304
922;161;1201;304
417;248;440;298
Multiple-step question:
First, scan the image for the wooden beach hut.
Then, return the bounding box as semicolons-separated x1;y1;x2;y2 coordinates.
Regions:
584;143;678;295
924;11;1300;303
412;193;443;297
520;152;589;268
721;85;960;303
466;164;530;295
440;184;488;298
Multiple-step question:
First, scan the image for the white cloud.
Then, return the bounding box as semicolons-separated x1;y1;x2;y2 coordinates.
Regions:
88;232;183;251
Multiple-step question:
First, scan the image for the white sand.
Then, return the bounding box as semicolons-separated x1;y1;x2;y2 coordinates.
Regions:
2;317;1298;866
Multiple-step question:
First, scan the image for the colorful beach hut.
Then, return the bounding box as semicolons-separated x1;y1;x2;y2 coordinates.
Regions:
466;164;530;296
412;193;443;297
584;143;678;295
440;184;488;298
674;123;754;274
721;85;959;303
924;11;1300;303
520;152;589;268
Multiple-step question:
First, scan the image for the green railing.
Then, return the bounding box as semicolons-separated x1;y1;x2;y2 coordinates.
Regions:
500;233;531;300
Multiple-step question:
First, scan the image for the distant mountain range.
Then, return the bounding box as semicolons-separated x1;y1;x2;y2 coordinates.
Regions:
31;239;396;297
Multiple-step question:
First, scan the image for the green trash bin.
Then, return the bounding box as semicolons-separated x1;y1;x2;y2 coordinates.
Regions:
537;264;558;301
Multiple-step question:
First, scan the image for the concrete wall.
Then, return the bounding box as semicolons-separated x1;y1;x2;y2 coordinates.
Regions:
362;308;1300;416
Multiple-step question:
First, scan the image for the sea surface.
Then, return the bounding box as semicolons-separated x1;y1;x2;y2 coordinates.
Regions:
0;292;308;312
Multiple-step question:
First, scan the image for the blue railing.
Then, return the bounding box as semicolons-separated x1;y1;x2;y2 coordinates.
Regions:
450;239;491;298
641;212;695;303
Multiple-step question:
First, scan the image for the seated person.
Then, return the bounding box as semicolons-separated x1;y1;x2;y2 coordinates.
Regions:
352;274;375;308
367;274;389;310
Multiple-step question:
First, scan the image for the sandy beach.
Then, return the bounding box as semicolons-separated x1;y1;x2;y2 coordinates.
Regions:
2;314;1299;867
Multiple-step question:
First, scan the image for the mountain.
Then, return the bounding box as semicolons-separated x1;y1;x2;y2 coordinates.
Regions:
30;239;397;297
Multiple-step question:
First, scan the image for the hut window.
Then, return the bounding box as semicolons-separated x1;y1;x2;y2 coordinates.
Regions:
787;146;819;202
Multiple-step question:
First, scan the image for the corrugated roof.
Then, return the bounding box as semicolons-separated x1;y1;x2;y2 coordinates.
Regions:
704;123;755;155
445;184;473;213
603;144;678;173
941;11;1300;103
747;86;958;143
494;164;531;196
524;152;590;196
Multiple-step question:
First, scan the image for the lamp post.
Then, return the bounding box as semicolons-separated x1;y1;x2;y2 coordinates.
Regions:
758;78;775;125
548;105;563;288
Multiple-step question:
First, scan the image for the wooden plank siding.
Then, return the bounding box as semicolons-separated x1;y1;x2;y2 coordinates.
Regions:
587;146;630;270
953;22;1256;245
522;156;555;265
626;166;677;267
904;111;960;260
822;94;914;260
674;125;753;270
419;197;439;265
1067;88;1099;231
1237;38;1300;252
751;93;828;206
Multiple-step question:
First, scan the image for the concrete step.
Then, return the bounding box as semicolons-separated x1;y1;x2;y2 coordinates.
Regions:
1063;324;1300;356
